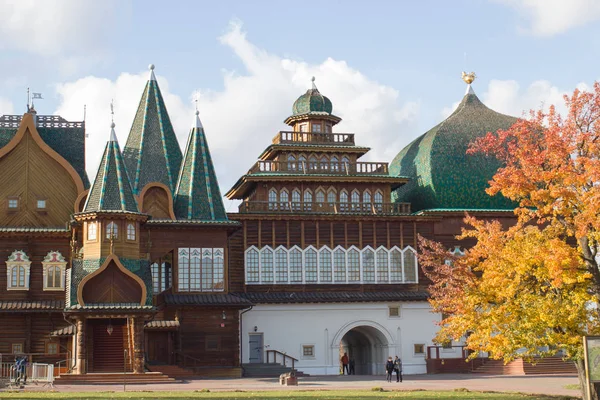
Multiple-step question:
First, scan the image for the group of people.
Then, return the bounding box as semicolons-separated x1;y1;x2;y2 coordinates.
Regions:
385;356;402;382
340;352;403;383
12;355;28;386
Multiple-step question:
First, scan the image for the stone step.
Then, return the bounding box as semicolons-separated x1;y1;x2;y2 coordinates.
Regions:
54;372;176;385
242;363;309;378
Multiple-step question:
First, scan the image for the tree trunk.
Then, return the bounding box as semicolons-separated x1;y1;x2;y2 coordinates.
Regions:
576;358;600;400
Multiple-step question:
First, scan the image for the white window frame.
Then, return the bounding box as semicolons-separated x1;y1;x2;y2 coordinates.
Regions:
6;250;31;291
42;251;66;291
126;223;136;241
301;344;316;359
178;247;225;292
87;222;97;241
244;245;419;285
106;221;118;239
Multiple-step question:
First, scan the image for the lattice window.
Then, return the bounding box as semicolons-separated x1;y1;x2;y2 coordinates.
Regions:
374;190;383;212
275;248;288;283
334;248;346;283
376;248;389;283
404;247;418;283
340;190;349;212
316;189;325;205
330;156;339;171
280;189;289;210
260;247;274;283
87;222;97;241
347;248;360;282
362;248;375;282
288;155;296;171
127;223;136;241
308;155;318;170
303;190;312;211
178;247;225;292
327;188;336;204
351;190;360;211
305;247;317;283
390;248;403;282
245;248;259;283
363;190;372;212
106;221;118;239
268;189;278;211
319;248;332;282
292;189;301;211
289;248;303;283
151;256;172;294
320;155;329;170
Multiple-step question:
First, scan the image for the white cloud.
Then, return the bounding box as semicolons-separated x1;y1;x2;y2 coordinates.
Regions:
0;98;14;115
54;21;419;211
497;0;600;36
0;0;118;56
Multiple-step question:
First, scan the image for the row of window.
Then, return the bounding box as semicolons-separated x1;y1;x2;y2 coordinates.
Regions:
296;342;427;360
245;246;418;285
267;188;384;210
87;221;136;241
5;250;66;291
297;122;332;133
177;248;225;292
10;342;60;355
6;197;47;211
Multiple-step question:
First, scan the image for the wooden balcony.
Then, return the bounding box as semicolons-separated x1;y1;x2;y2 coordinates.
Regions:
249;160;388;175
272;131;355;145
239;201;411;215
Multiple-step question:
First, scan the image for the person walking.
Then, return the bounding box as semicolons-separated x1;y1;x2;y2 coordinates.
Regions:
385;356;394;383
394;355;403;382
341;352;349;375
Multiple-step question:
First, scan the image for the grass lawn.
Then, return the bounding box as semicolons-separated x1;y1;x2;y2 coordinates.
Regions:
0;390;580;400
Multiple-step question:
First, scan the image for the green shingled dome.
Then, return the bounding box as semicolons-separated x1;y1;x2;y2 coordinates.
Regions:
292;88;333;116
389;89;518;212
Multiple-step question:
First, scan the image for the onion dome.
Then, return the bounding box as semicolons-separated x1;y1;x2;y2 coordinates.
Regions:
285;77;341;125
390;73;518;212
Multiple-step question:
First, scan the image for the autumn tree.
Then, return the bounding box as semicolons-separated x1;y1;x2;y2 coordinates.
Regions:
420;83;600;399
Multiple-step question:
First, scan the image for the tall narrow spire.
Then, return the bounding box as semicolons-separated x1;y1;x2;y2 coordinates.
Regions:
84;114;138;213
122;64;183;195
174;109;227;221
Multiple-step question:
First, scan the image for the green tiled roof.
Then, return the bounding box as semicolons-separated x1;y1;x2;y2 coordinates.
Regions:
390;87;518;212
174;112;227;221
287;80;341;122
84;126;139;213
123;69;183;195
69;257;153;307
0;117;90;188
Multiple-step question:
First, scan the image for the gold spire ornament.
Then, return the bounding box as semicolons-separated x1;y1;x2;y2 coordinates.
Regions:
462;71;476;84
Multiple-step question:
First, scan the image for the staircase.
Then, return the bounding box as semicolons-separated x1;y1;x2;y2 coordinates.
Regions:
54;372;176;385
92;323;128;373
472;357;577;375
147;364;195;379
242;363;309;378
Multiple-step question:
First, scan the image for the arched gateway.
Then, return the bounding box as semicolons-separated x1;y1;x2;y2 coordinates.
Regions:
332;321;395;375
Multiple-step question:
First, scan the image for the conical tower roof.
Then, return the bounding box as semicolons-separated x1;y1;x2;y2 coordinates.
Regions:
174;110;227;221
390;77;518;212
84;121;139;213
123;64;183;195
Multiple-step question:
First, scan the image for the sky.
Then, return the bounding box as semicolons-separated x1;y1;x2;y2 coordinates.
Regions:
2;0;600;212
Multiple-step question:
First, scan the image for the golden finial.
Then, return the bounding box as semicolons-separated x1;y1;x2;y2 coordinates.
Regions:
461;71;476;85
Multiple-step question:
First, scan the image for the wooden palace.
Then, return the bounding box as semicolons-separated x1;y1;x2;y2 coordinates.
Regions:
0;66;520;380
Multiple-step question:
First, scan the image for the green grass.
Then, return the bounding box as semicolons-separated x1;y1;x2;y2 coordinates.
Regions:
0;390;581;400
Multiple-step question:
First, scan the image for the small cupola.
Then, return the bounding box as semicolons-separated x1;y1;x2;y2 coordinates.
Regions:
284;77;341;131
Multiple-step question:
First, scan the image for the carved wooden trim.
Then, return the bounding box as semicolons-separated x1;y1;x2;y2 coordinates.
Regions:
137;182;176;220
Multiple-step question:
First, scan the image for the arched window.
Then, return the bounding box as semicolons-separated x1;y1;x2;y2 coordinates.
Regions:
362;248;375;282
289;248;303;283
260;247;274;283
245;248;260;283
340;190;349;212
305;247;317;283
7;250;31;291
319;248;332;282
303;190;313;211
316;188;325;205
390;248;402;282
280;189;289;211
127;223;136;241
347;248;360;282
87;222;97;241
333;248;346;283
42;251;66;291
351;190;360;211
275;248;288;283
376;248;389;283
292;188;301;211
320;155;329;171
363;190;372;212
341;156;350;173
404;247;418;283
330;156;339;172
298;154;306;172
308;155;318;170
374;190;383;212
268;188;278;211
287;155;296;171
327;188;336;205
106;221;118;239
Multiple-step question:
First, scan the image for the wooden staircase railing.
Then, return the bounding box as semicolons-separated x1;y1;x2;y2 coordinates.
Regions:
266;350;298;370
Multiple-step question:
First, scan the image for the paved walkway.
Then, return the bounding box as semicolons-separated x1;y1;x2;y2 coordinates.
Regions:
23;374;581;397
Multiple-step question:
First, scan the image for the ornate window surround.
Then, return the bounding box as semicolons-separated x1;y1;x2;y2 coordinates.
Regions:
42;250;67;291
245;245;418;285
6;250;31;291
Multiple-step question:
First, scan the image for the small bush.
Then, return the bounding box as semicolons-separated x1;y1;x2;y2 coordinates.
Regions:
454;388;470;392
371;387;385;392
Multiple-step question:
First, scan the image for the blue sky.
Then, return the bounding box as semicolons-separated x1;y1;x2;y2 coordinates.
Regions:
1;0;600;209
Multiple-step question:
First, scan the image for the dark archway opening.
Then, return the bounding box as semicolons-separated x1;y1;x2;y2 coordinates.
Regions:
340;325;389;375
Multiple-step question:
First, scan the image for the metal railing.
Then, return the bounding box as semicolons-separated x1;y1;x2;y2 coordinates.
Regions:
250;160;388;175
272;131;355;145
239;201;411;215
266;350;298;370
